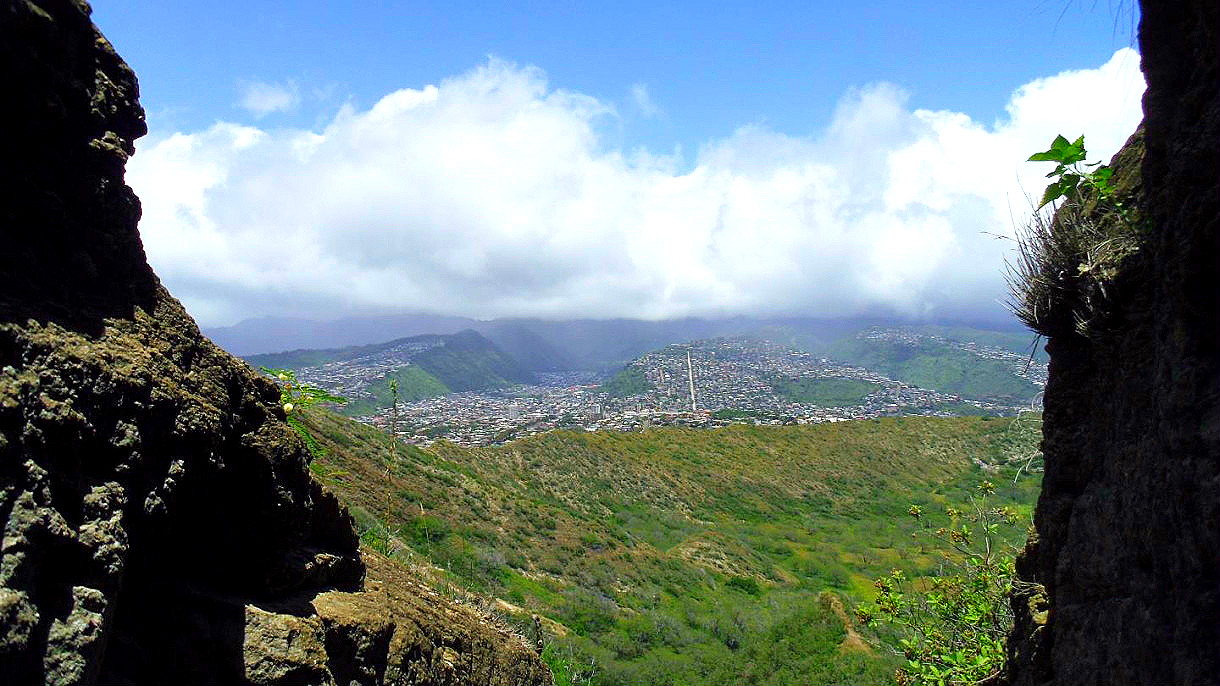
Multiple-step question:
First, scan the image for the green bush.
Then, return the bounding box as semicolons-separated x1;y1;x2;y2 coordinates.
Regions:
725;575;761;596
856;482;1019;686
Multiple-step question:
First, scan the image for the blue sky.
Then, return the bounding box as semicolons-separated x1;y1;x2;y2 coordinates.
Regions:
95;1;1138;158
89;2;1145;326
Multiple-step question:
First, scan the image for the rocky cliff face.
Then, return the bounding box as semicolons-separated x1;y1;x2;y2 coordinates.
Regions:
1006;0;1220;683
0;1;550;684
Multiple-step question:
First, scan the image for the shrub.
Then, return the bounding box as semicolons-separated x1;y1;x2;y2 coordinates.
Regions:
725;574;761;596
856;482;1020;686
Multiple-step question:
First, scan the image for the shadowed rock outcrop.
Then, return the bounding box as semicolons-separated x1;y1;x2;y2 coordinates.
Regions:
1006;0;1219;683
0;1;551;683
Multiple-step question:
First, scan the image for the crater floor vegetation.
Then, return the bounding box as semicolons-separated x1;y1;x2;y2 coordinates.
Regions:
301;411;1041;684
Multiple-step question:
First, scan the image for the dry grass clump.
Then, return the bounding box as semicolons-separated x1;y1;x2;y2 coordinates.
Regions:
1006;200;1142;339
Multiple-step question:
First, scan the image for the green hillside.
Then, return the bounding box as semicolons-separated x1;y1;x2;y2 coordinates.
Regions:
244;330;534;392
827;336;1040;402
410;329;535;392
301;411;1042;685
599;366;650;397
246;330;535;416
341;365;450;416
771;376;880;406
910;325;1048;363
244;337;418;369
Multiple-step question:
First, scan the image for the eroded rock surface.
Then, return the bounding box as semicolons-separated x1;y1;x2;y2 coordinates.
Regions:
0;1;550;683
1006;0;1220;683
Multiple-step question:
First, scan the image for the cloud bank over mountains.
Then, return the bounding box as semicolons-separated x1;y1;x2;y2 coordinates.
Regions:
129;49;1144;327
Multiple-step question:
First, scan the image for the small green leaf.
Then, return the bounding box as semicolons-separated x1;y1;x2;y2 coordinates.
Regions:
1028;150;1063;162
1038;183;1062;208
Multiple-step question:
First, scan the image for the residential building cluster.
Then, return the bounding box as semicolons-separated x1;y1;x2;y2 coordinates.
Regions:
352;333;1039;447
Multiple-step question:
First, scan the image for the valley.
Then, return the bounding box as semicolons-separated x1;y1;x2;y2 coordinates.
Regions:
300;409;1043;685
246;317;1049;682
247;324;1047;446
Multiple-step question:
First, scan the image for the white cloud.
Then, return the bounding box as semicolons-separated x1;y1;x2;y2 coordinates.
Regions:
130;51;1145;327
238;79;300;117
631;83;661;118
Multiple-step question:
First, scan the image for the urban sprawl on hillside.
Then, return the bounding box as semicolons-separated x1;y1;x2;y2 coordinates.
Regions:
286;329;1047;446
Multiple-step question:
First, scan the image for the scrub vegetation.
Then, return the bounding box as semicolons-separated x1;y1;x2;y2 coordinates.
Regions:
599;366;651;397
300;409;1041;684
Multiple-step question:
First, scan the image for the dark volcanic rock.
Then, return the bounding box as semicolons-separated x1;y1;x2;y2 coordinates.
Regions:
0;1;551;684
1006;0;1220;684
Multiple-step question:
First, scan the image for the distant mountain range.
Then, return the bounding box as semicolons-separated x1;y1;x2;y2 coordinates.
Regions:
208;313;1035;373
236;315;1045;419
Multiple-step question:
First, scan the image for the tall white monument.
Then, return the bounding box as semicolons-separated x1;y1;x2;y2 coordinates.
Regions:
686;350;697;412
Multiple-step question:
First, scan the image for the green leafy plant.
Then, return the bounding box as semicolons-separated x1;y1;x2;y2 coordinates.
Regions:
1028;134;1116;209
856;481;1020;686
1009;133;1142;337
261;367;346;457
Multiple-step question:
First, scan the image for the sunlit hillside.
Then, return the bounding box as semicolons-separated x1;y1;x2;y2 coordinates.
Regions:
301;410;1042;684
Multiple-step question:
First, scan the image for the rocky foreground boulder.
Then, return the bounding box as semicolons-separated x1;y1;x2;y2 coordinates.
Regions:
1006;0;1219;683
0;1;551;683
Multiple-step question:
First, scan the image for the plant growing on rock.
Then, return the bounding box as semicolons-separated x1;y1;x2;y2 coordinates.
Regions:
261;367;346;457
1007;133;1144;338
856;481;1020;686
1029;134;1117;210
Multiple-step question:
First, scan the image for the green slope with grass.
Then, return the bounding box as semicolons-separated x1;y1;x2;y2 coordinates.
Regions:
341;365;450;416
771;376;880;406
247;330;534;416
599;366;650;397
827;336;1040;402
301;410;1041;685
410;329;535;392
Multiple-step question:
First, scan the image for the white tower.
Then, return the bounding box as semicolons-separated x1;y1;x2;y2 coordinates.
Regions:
686;350;697;412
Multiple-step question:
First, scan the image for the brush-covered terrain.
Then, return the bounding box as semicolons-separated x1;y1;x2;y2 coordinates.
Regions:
299;409;1041;684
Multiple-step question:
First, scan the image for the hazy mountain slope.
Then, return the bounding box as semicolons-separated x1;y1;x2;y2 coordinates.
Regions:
910;325;1047;362
243;332;449;369
205;313;480;356
215;313;999;371
245;330;535;416
411;329;536;391
301;410;1041;685
481;321;579;372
